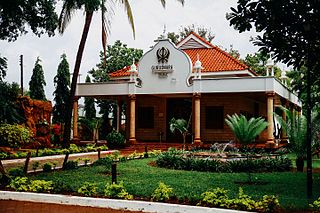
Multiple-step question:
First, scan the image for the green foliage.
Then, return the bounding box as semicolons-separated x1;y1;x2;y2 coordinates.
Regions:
169;118;189;149
79;117;101;141
84;75;96;120
78;182;97;196
166;24;215;44
106;130;125;149
151;182;173;202
8;177;29;191
310;197;320;211
225;114;268;146
0;81;23;124
0;56;7;81
32;161;40;172
276;107;307;159
0;124;33;148
156;151;291;173
8;167;24;177
63;160;78;170
104;181;133;200
28;179;53;192
29;57;46;100
42;162;52;172
68;144;81;153
52;53;70;123
199;187;280;212
93;156;112;168
82;158;91;166
0;0;58;41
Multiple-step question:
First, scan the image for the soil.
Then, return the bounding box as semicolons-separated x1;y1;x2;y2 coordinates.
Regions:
0;200;144;213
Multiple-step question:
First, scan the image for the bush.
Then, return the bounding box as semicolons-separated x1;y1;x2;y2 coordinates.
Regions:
106;130;125;149
63;160;78;170
0;124;33;148
151;182;173;202
310;197;320;212
42;162;52;172
104;181;133;200
0;152;8;159
32;161;40;172
68;144;80;153
155;151;292;173
200;187;229;208
78;182;97;196
93;156;112;168
28;179;53;192
8;177;29;191
52;179;73;193
8;167;24;177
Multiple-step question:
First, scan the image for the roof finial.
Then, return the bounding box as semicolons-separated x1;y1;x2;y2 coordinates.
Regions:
163;24;167;38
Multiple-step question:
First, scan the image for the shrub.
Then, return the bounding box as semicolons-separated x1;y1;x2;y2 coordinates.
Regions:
151;182;173;202
310;197;320;212
93;156;112;168
256;195;281;213
8;167;24;177
104;181;133;200
68;144;80;153
82;158;90;166
78;182;97;196
0;124;33;148
42;162;52;172
8;177;29;191
63;160;78;170
199;187;229;208
99;145;108;151
0;152;8;159
28;179;53;192
32;161;40;172
52;161;58;170
106;130;125;149
52;180;73;193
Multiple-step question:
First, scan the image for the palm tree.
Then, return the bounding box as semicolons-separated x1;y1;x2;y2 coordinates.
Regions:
169;118;189;150
225;114;268;183
59;0;184;148
276;107;307;172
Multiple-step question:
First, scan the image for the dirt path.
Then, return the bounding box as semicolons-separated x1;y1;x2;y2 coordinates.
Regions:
0;200;144;213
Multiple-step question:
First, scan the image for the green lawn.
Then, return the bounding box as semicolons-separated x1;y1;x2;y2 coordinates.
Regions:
32;158;320;211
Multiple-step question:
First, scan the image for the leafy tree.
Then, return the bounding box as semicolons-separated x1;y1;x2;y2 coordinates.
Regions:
52;54;70;124
0;81;23;124
60;0;184;148
0;0;58;41
225;114;268;182
29;57;46;100
89;40;143;82
167;24;215;44
84;75;96;120
0;56;7;81
227;0;320;196
169;118;189;150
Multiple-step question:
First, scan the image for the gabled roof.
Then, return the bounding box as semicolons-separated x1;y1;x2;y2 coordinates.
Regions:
109;32;256;78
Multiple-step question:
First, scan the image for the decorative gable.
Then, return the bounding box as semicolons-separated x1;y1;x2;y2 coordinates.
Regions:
177;31;214;50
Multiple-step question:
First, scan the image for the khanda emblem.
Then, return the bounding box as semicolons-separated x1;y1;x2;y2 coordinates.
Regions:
156;47;170;63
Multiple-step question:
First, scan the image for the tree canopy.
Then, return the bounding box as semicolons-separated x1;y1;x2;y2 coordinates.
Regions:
89;40;143;82
29;57;46;100
0;56;7;81
84;75;96;120
0;0;58;41
52;54;71;124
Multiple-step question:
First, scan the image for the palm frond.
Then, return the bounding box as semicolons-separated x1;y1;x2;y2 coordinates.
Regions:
58;0;79;34
116;0;135;38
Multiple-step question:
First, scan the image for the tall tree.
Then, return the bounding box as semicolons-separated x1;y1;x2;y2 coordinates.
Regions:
29;57;46;100
0;0;58;41
59;0;184;148
227;0;320;197
167;24;215;44
0;56;7;81
0;81;23;124
52;54;70;124
84;75;96;120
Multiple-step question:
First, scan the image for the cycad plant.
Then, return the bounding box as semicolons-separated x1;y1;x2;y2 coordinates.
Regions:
276;107;307;171
169;118;189;151
225;114;268;182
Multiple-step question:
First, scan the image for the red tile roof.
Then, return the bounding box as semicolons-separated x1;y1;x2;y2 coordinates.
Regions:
109;32;255;78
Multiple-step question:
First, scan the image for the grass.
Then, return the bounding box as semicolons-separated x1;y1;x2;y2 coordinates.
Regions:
30;158;320;211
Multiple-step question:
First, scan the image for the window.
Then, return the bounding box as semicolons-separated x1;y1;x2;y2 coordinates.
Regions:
137;107;154;128
206;106;224;129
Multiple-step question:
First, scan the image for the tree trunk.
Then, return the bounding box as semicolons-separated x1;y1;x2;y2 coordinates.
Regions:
63;11;94;148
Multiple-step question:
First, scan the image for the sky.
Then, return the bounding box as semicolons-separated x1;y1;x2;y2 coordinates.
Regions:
0;0;260;102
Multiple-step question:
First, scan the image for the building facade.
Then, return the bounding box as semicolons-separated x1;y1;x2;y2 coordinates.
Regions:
75;32;301;147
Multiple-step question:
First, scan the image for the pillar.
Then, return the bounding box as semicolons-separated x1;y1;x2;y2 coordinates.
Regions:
129;95;136;144
72;97;79;140
116;98;122;132
281;106;288;142
266;93;275;147
193;93;202;145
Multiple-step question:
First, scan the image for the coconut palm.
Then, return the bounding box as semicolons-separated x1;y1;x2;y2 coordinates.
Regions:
169;118;188;150
276;107;307;172
59;0;184;147
225;114;268;183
